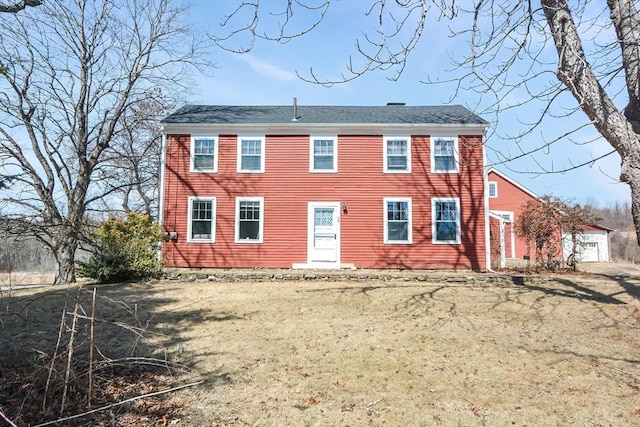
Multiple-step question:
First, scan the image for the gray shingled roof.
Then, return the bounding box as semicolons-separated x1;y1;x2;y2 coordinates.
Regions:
162;104;488;125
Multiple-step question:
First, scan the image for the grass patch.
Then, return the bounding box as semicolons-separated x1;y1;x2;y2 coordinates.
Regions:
1;267;639;425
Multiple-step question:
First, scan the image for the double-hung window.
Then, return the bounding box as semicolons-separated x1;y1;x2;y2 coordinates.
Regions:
488;181;498;198
384;197;412;244
190;135;218;172
237;136;265;172
236;197;264;243
432;198;461;244
310;136;337;172
384;136;411;172
188;197;216;242
431;136;458;173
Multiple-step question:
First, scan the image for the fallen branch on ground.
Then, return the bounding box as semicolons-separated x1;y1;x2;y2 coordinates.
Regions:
364;397;384;414
32;380;204;427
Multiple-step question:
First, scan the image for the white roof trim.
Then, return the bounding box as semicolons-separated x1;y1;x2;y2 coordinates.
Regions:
489;211;513;223
486;167;540;200
162;122;488;136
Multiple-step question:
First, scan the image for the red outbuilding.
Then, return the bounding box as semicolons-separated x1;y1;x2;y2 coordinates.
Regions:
487;168;612;267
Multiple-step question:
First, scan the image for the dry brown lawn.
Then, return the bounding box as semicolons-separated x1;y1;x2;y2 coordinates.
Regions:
2;265;639;426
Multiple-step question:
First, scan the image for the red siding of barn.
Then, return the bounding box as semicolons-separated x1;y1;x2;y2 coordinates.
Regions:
487;171;536;259
162;134;487;270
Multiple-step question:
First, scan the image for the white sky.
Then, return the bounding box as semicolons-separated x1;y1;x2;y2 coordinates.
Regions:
185;0;631;208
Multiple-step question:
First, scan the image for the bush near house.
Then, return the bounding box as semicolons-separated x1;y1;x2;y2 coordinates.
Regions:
515;195;599;269
78;213;164;283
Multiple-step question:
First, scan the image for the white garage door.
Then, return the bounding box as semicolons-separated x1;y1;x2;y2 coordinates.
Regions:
580;242;599;262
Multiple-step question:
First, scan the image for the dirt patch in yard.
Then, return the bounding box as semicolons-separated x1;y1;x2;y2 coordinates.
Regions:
1;266;639;425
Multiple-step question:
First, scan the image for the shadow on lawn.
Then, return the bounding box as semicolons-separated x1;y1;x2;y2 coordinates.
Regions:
516;277;628;305
592;272;640;300
0;282;232;426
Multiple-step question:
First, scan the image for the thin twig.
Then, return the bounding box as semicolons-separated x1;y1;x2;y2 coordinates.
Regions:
60;298;80;415
364;397;384;413
0;408;18;427
88;287;96;408
43;306;67;411
33;380;204;427
365;397;383;408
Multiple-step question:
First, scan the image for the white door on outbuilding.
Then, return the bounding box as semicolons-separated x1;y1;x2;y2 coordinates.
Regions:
580;242;599;262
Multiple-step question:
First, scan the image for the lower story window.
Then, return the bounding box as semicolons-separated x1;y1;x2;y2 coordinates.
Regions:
384;197;412;243
236;197;264;243
433;198;461;244
188;197;215;242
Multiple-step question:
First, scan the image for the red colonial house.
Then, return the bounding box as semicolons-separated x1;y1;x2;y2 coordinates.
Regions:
160;102;490;270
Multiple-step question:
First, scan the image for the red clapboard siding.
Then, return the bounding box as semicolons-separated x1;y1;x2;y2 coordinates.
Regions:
162;133;487;270
487;170;537;259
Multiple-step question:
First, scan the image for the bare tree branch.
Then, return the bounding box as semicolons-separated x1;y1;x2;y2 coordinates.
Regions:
210;0;640;249
0;0;210;283
0;0;42;14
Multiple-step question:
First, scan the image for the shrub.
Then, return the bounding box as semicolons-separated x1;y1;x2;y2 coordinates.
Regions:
78;213;164;283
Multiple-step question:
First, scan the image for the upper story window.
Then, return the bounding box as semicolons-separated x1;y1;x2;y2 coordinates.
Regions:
432;197;461;244
488;181;498;198
384;197;412;244
384;136;411;173
310;136;337;172
188;197;216;242
431;136;459;173
237;136;265;173
235;197;264;243
190;135;218;173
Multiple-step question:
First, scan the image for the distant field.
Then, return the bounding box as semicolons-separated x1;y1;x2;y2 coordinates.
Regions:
2;265;639;425
0;271;54;287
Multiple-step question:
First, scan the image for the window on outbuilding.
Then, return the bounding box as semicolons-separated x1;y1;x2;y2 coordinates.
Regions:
488;181;498;198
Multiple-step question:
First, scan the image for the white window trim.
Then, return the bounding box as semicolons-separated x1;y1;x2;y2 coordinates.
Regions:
190;134;219;173
488;181;498;198
432;197;461;244
235;196;264;243
430;135;459;173
187;196;216;243
491;210;513;222
309;135;338;173
383;135;411;173
237;135;266;173
383;197;412;244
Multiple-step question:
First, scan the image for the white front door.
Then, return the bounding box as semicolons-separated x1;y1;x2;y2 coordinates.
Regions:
307;202;340;268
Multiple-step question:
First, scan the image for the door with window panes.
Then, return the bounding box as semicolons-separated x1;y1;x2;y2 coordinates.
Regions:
307;202;340;266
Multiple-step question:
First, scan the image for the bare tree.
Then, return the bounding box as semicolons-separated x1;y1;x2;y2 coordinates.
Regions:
514;195;598;269
0;0;42;13
95;96;173;217
0;0;208;284
212;1;640;247
515;195;565;268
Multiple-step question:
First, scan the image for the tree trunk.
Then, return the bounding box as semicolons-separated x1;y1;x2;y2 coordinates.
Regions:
542;0;640;247
626;160;640;249
53;236;78;285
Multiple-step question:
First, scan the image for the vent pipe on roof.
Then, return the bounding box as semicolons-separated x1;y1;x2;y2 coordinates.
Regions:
292;97;299;121
387;102;406;106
